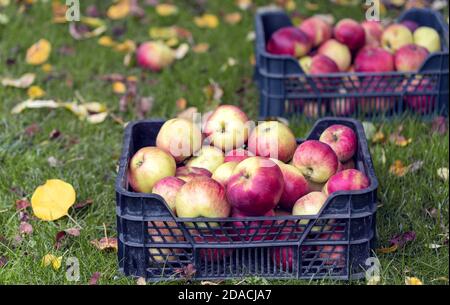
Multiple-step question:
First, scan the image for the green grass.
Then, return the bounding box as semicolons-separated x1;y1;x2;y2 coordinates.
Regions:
0;0;448;285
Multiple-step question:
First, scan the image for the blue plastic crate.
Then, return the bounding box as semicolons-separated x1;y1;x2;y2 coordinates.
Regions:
254;7;449;119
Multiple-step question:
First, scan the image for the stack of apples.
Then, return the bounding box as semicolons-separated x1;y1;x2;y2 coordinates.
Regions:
266;14;442;115
127;105;370;266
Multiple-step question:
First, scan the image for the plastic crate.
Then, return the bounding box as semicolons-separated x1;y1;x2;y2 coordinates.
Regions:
254;7;449;119
115;117;379;281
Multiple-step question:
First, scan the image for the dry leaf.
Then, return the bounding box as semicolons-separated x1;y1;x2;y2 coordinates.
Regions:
136;277;147;285
52;0;67;23
11;100;59;114
98;36;116;47
236;0;252;10
69;18;107;40
437;168;449;181
16;198;31;210
193;43;210;53
91;237;118;251
26;39;52;65
155;3;178;16
174;43;189;60
0;256;7;268
27;86;45;99
390;160;423;177
405;277;423;285
431;116;448;135
372;131;385;144
428;243;444;249
224;12;242;25
1;73;36;88
148;26;192;41
389;125;412;147
194;14;219;29
31;179;76;221
107;0;130;20
47;156;62;167
73;198;93;210
41;254;62;270
55;227;80;249
377;244;398;254
41;63;53;73
89;272;101;285
19;222;33;235
112;81;127;94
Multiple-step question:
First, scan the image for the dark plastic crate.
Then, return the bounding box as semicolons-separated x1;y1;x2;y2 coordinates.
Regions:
115;117;379;281
254;7;449;119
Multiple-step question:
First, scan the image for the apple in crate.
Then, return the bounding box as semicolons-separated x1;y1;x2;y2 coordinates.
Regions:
361;21;383;47
292;140;338;183
156;118;202;163
227;157;284;216
148;221;185;263
231;209;275;242
300;54;339;76
175;166;212;183
394;44;429;72
324;169;370;196
152;176;185;212
319;124;357;162
136;41;175;72
354;46;394;72
381;24;413;53
302;101;327;119
212;161;239;186
203;105;250;152
330;93;357;116
186;146;224;173
318;233;346;266
299;16;332;47
267;26;313;57
292;192;328;232
413;26;441;53
224;148;254;163
247;121;297;163
359;80;396;114
318;39;351;72
404;78;436;114
128;147;176;193
334;19;366;51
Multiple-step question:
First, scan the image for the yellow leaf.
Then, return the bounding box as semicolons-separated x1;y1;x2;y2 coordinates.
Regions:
11;99;60;114
372;131;385;143
107;0;130;20
114;39;136;53
27;86;45;99
98;36;116;47
165;37;179;47
83;102;107;113
112;81;127;94
91;237;118;251
174;43;189;60
194;14;219;29
41;63;53;73
41;254;62;270
405;277;423;285
193;43;210;53
437;167;449;181
155;3;178;16
236;0;252;10
1;73;35;88
389;160;408;177
224;12;242;25
87;112;108;124
52;0;67;23
377;244;398;254
31;179;76;221
26;39;52;65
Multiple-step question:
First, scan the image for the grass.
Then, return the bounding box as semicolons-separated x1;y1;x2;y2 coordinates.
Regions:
0;0;448;285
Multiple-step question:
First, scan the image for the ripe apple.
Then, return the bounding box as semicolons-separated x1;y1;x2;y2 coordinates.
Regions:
404;78;436;114
394;44;429;72
226;157;284;216
292;192;328;216
318;233;346;266
318;39;351;71
319;124;357;162
359;80;395;114
203;105;250;152
334;18;366;51
307;54;339;75
186;146;224;173
324;169;370;195
299;16;333;47
128;147;176;193
270;159;309;211
381;24;413;53
175;176;231;219
156;118;202;163
401;20;419;33
212;161;239;186
224;148;254;163
247;121;297;163
267;26;313;57
231;209;275;242
148;221;185;262
175;166;212;183
354;46;394;72
136;41;175;72
292;140;338;183
361;21;383;46
152;176;185;212
195;235;233;262
413;26;441;53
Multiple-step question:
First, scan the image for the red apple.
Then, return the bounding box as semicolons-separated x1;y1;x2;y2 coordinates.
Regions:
152;176;185;212
361;21;383;47
292;140;338;183
404;78;436;114
310;54;339;75
318;39;351;72
324;169;370;195
267;26;313;57
176;166;212;183
226;157;284;216
319;124;357;162
334;18;366;51
381;24;413;53
128;147;176;193
231;209;275;242
136;41;175;72
224;148;254;163
247;121;297;163
299;16;333;47
318;233;346;266
359;80;396;114
354;46;394;72
292;192;328;216
195;235;233;262
394;44;429;72
148;221;185;262
212;161;239;187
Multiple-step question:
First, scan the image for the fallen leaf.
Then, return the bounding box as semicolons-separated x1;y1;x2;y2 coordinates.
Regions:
47;156;62;167
174;43;189;60
155;3;178;16
91;237;118;251
1;73;35;88
86;112;108;124
19;222;33;235
136;277;147;285
390;231;416;248
136;96;154;119
390;160;423;177
49;129;61;140
194;14;219;28
31;179;76;221
201;280;221;285
224;12;242;25
193;43;210;53
389;125;412;147
114;39;136;53
203;80;223;104
24;123;40;137
437;167;449;181
69;17;107;40
52;0;67;23
431;116;448;135
26;39;52;65
372;131;385;144
175;263;196;281
98;36;116;47
112;81;127;94
405;276;423;285
89;272;101;285
428;243;444;249
107;0;130;20
41;63;53;73
0;256;7;268
73;198;93;210
366;275;381;285
377;244;398;254
148;26;192;41
27;86;45;99
41;254;62;270
16;198;30;210
11;100;59;114
55;227;80;250
236;0;252;10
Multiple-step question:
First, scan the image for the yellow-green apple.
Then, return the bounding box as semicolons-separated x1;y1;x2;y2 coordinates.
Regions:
203;105;250;152
247;121;297;163
128;147;176;193
212;161;238;186
271;159;309;211
299;16;332;47
318;233;346;266
361;21;383;46
156;118;202;163
381;24;413;53
175;166;212;183
136;41;175;72
224;148;254;163
292;140;338;183
152;176;185;212
186;146;224;173
226;157;284;216
299;56;312;73
292;192;328;216
175;176;230;219
394;44;429;72
319;124;357;162
334;18;366;51
413;26;441;53
301;54;339;75
318;39;351;71
354;46;394;72
401;20;419;33
148;222;184;262
231;208;275;241
267;27;313;57
324;169;370;195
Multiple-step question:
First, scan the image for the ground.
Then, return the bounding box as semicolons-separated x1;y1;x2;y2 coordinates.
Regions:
0;0;448;285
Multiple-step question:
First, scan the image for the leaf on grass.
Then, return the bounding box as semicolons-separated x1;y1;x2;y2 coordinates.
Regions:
73;198;93;210
26;39;52;65
1;73;36;88
11;100;59;114
16;198;31;210
24;123;41;137
431;116;448;135
236;0;252;10
378;231;416;254
193;43;210;53
372;131;385;144
89;272;101;285
41;254;62;270
201;280;222;285
107;0;130;20
389;125;412;147
52;0;67;23
405;277;423;285
91;237;118;252
19;222;33;235
27;86;45;99
389;160;423;177
224;12;242;25
428;243;444;249
136;277;146;285
98;36;116;47
47;156;62;167
31;179;76;221
112;81;127;94
0;256;7;268
362;121;376;140
194;14;219;29
174;43;189;60
149;26;192;41
437;167;449;181
377;244;398;254
203;80;223;104
55;228;81;250
155;3;178;16
69;18;106;40
136;96;154;119
175;264;196;281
